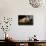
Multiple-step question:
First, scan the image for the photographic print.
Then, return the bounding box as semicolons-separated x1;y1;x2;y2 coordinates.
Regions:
18;15;33;25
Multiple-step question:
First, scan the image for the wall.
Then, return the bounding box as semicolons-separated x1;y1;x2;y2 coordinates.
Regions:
0;0;46;40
